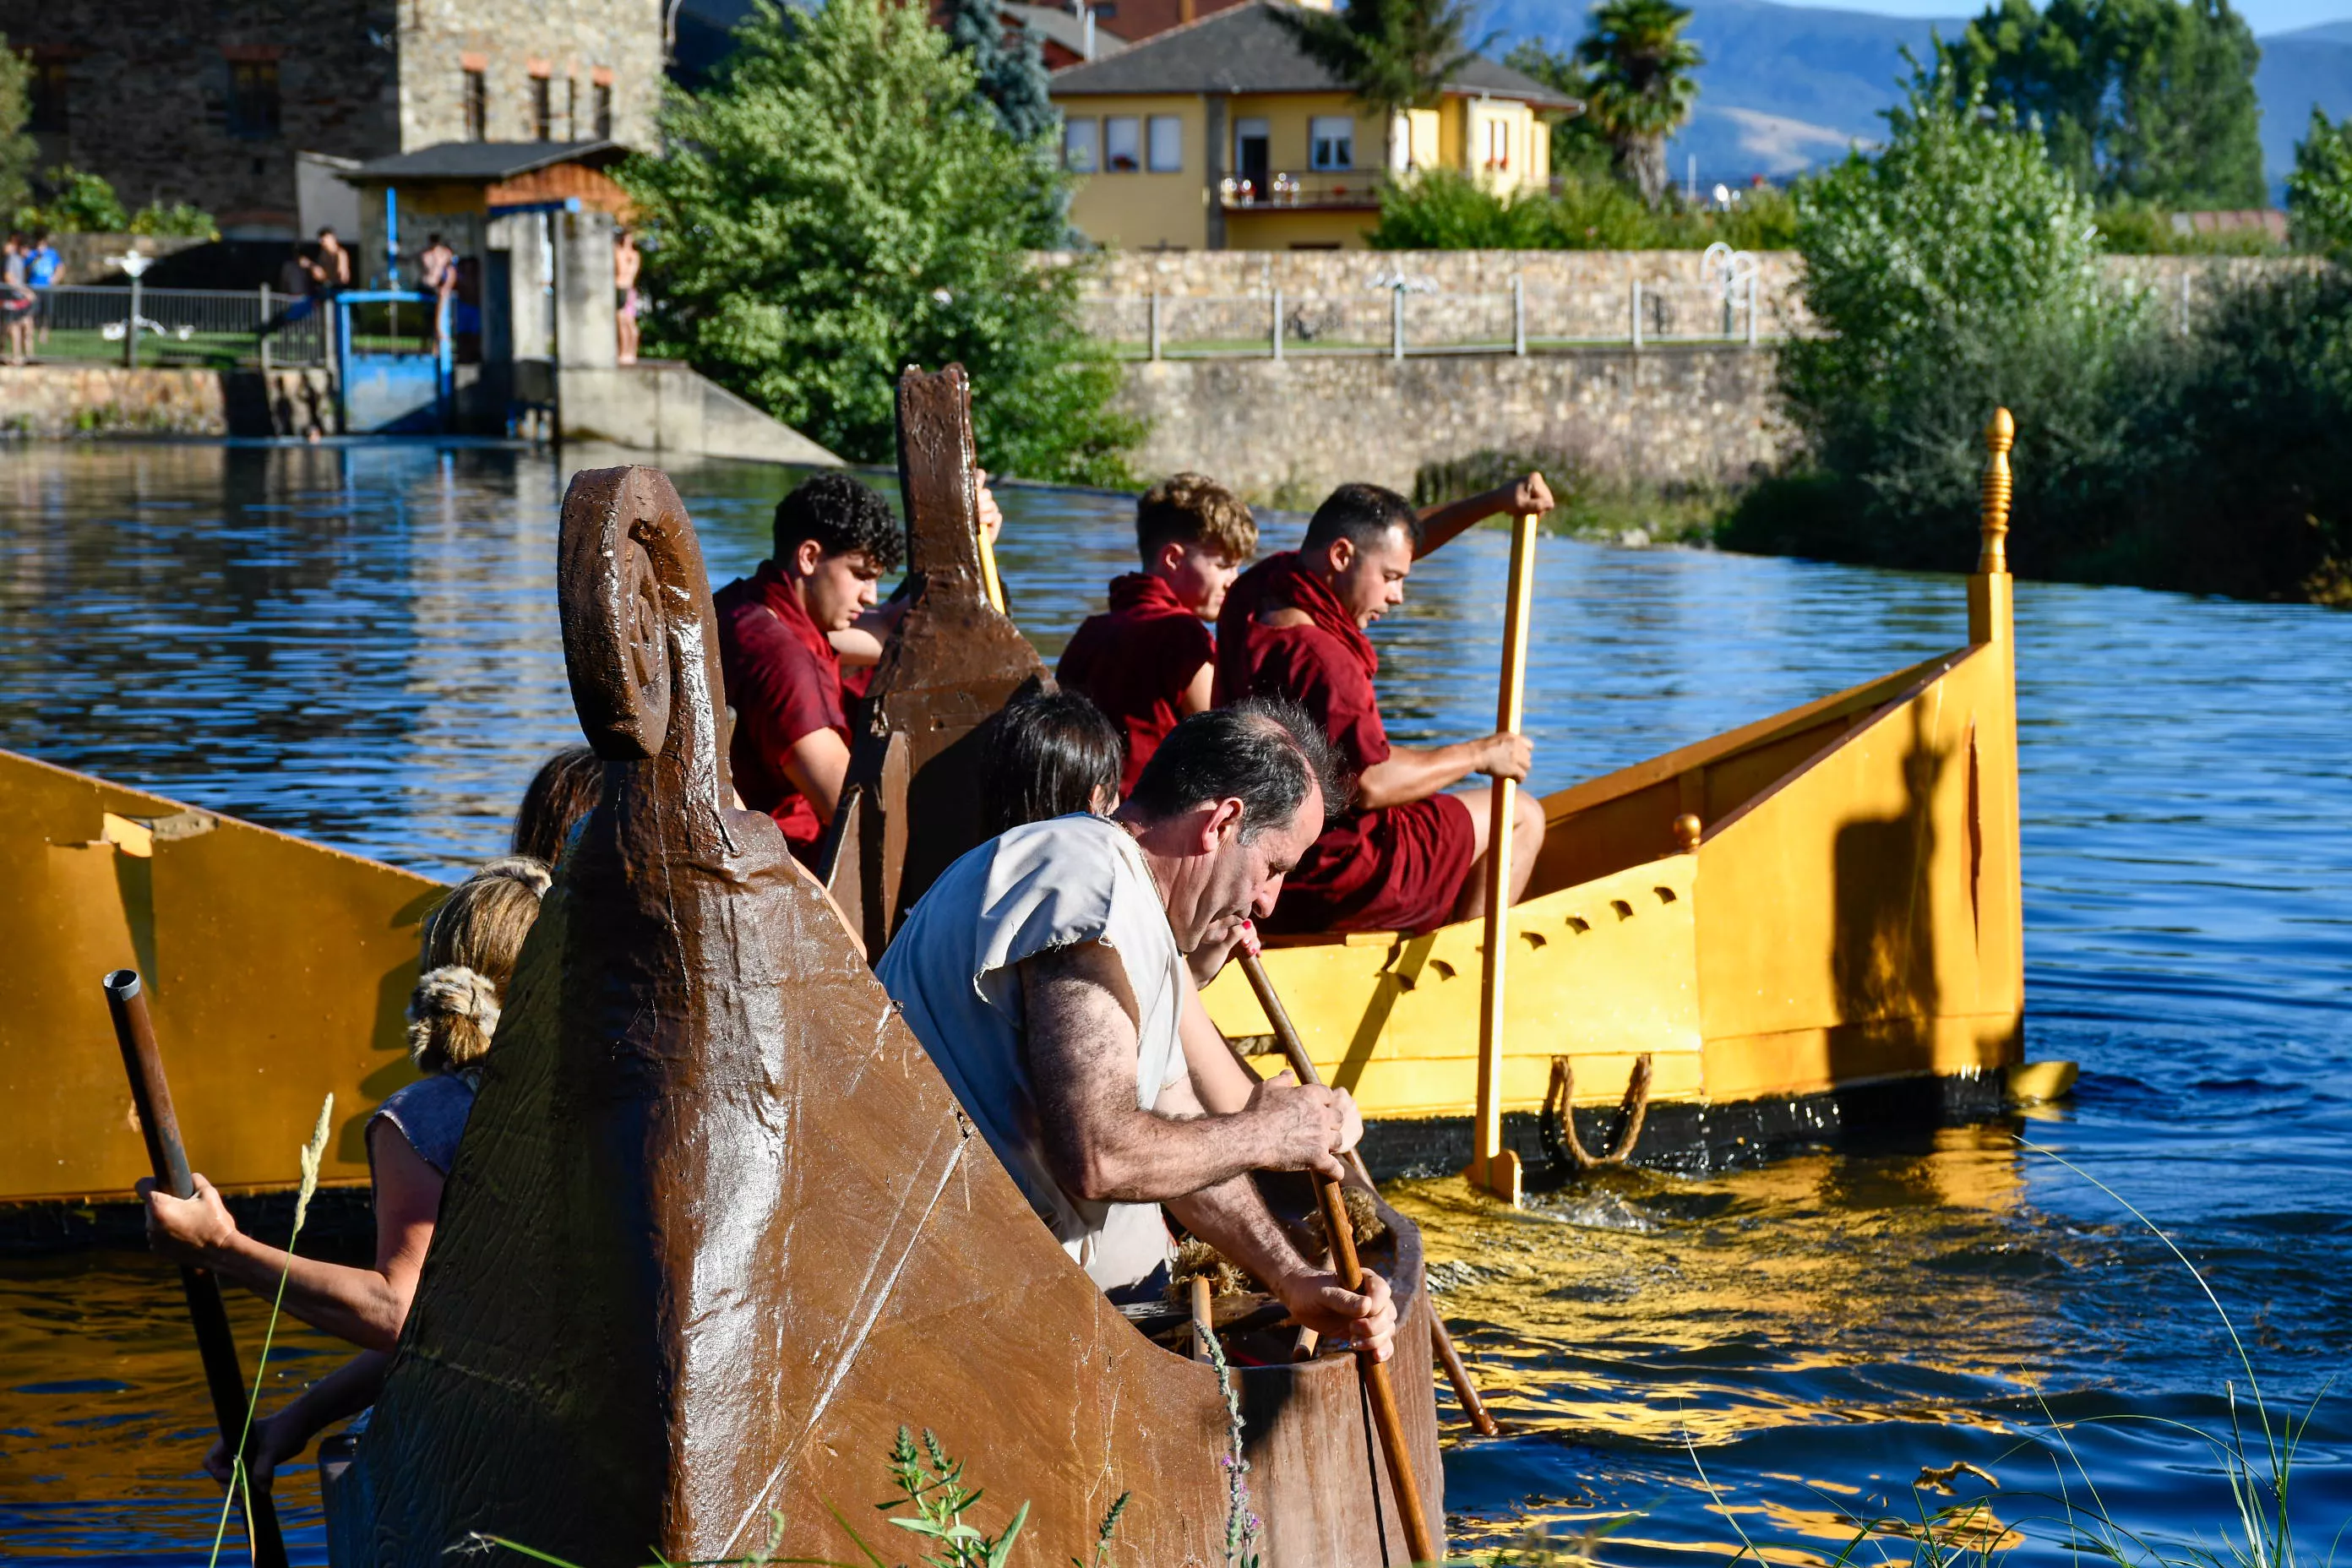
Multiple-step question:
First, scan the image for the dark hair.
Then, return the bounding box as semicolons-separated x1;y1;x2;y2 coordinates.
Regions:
511;746;602;864
771;471;906;571
1136;472;1256;566
1125;698;1342;842
1303;482;1421;553
983;688;1124;836
316;226;336;239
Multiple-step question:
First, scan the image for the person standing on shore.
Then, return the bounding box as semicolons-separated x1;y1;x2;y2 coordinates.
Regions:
613;228;641;365
417;233;456;351
2;235;34;365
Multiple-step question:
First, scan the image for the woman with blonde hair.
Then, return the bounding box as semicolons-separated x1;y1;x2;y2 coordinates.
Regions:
141;855;551;1486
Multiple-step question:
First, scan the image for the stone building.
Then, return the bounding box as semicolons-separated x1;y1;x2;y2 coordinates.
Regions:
0;0;662;239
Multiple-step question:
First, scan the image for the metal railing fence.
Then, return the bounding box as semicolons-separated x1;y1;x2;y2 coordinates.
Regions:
24;285;332;369
1083;275;1782;361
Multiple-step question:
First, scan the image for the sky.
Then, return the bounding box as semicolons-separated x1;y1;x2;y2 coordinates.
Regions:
1757;0;2352;33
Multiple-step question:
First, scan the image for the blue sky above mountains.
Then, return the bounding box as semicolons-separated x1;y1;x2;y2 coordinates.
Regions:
1483;0;2352;191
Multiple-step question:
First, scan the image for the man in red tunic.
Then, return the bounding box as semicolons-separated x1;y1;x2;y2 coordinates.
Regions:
1217;479;1553;934
1057;473;1259;798
713;472;905;861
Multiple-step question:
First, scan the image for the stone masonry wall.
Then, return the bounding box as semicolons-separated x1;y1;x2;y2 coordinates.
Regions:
0;368;340;438
1113;344;1789;508
1062;249;2318;346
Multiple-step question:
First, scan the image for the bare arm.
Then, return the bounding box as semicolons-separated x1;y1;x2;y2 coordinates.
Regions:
1178;963;1260;1115
1155;1069;1397;1360
1021;943;1350;1203
142;1123;442;1352
1414;471;1556;557
782;727;852;825
1356;733;1530;810
203;1350;389;1487
1177;659;1214;716
830;596;908;669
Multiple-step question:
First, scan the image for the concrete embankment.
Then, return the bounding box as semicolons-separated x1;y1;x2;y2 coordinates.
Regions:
1114;343;1787;506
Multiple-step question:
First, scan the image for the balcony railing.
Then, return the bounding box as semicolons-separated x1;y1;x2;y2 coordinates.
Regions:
1219;169;1391;211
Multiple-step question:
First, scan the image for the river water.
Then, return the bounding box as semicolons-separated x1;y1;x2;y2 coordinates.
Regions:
3;440;2347;1566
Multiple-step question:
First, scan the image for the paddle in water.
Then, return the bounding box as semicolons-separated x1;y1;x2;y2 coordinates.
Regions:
104;970;290;1568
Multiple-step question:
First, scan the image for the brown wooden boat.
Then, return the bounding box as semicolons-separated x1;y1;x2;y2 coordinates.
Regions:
354;453;1443;1568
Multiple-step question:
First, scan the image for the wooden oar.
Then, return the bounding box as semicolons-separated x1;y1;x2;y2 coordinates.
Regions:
1469;511;1540;1206
1233;929;1500;1438
1229;945;1436;1563
104;969;291;1568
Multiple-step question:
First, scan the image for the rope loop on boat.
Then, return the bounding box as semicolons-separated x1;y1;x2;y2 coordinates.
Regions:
1539;1053;1654;1173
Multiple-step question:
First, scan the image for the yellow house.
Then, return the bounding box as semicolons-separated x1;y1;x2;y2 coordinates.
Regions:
1048;0;1575;250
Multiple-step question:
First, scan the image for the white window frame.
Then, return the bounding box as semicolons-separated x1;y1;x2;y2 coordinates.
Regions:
1104;115;1141;172
1064;117;1100;173
1308;115;1354;171
1146;114;1182;172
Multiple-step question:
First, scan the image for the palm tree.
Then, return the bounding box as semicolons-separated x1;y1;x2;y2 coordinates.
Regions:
1575;0;1704;208
1273;0;1491;166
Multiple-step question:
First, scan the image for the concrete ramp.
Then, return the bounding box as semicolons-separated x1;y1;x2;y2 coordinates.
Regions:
558;362;842;466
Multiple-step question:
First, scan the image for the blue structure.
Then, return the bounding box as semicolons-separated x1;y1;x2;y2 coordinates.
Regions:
335;291;453;433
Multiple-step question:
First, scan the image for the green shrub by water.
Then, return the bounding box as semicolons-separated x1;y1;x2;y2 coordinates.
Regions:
1720;67;2352;605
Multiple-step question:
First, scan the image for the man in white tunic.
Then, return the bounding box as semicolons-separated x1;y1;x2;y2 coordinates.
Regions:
879;701;1397;1361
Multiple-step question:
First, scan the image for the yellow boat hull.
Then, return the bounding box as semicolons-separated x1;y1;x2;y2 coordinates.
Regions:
0;748;438;1206
1203;569;2028;1135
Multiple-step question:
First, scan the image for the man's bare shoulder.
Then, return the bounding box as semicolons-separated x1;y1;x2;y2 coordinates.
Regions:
1020;939;1141;1032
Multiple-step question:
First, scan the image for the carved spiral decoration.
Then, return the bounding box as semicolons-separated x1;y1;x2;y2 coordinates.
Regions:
559;467;693;762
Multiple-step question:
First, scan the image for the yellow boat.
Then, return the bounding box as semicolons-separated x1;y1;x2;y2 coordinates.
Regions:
1199;412;2071;1170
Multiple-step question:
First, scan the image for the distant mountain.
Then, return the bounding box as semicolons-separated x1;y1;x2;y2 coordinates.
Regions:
1484;0;2352;194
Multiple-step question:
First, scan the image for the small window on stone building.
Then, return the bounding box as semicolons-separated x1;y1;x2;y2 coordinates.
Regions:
531;75;553;140
29;60;68;134
1146;116;1181;172
464;70;488;140
595;82;613;139
567;77;579;139
1309;115;1353;171
1063;117;1099;173
1104;116;1140;172
226;59;281;139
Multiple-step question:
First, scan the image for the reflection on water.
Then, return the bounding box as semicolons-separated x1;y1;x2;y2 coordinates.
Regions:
2;442;2348;1565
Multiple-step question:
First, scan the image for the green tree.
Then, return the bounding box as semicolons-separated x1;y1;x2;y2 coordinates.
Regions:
22;166;129;231
1574;0;1704;210
618;0;1135;484
1938;0;2264;208
2286;106;2352;256
1729;63;2148;567
1271;0;1488;149
941;0;1059;146
0;39;35;226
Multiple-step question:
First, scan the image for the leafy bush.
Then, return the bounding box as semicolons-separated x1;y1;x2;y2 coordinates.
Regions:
0;39;34;224
1368;166;1795;250
618;0;1136;484
1724;66;2148;571
128;200;218;238
20;165;129;232
2286;106;2352;259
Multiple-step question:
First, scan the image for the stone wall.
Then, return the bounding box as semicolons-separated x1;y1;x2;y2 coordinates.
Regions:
1113;344;1788;508
0;367;339;438
397;0;663;155
1063;248;2322;347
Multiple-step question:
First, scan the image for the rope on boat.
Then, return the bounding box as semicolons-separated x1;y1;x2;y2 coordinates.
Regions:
1539;1053;1654;1173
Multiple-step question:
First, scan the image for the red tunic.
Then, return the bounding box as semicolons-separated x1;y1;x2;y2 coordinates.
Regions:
713;560;848;854
1057;574;1216;796
1221;554;1474;934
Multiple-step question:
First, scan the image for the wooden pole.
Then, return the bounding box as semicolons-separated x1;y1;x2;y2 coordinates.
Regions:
1469;513;1538;1206
103;970;290;1568
1235;936;1500;1438
1313;1162;1437;1565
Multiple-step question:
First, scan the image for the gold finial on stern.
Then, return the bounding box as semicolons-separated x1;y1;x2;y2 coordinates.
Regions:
1978;406;2014;575
1673;814;1702;853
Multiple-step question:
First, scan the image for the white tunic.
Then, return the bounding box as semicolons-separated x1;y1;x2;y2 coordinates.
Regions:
876;813;1186;1292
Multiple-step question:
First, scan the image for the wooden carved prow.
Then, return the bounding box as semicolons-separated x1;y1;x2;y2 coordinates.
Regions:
834;364;1049;944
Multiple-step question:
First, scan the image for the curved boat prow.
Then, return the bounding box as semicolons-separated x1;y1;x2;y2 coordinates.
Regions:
361;465;1440;1567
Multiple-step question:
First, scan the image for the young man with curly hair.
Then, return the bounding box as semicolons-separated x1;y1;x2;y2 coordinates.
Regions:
714;471;906;859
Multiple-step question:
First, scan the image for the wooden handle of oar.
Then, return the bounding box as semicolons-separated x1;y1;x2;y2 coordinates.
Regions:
105;970;291;1568
1233;942;1436;1560
1234;936;1500;1435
